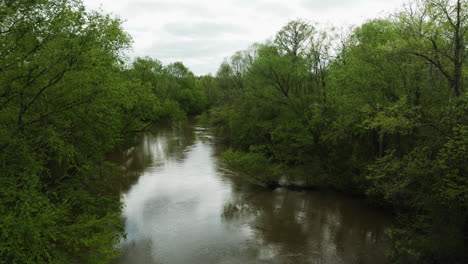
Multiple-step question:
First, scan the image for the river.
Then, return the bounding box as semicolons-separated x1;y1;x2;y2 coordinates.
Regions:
110;121;392;264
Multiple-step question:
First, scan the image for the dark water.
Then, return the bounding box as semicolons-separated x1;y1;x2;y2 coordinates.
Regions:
111;122;392;264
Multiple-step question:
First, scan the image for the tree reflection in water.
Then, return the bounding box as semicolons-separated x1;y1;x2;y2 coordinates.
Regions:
109;121;197;193
111;120;392;264
221;180;392;263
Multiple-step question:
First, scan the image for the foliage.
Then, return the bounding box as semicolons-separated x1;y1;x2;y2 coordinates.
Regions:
0;0;466;263
206;1;468;262
222;149;284;183
0;0;207;263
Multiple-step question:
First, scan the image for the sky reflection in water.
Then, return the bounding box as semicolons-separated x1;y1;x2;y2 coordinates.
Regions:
112;123;392;264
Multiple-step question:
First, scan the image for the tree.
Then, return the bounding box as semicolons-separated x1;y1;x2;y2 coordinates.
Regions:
398;0;467;97
274;19;314;60
0;1;134;263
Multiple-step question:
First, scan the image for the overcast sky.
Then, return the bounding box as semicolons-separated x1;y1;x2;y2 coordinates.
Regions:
82;0;407;75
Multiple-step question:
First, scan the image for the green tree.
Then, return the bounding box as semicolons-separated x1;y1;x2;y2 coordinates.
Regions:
0;1;137;263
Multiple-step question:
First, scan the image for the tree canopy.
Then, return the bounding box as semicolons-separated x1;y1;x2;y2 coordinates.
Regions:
1;0;466;263
204;1;467;262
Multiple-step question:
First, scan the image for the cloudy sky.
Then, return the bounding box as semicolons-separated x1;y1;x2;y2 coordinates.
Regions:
82;0;408;75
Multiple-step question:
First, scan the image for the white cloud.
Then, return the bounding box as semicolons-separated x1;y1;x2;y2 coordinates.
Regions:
163;22;249;38
142;39;251;59
82;0;407;75
300;0;364;11
122;0;216;18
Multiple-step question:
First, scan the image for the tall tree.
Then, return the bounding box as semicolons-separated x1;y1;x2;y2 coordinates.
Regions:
398;0;467;97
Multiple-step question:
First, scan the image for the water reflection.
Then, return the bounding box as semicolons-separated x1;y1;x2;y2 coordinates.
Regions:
221;185;390;263
113;121;392;264
108;123;197;192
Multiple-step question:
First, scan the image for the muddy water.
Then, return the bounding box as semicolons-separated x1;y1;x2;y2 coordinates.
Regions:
111;122;392;264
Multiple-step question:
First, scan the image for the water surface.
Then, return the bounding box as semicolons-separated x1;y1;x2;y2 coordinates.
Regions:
111;122;392;264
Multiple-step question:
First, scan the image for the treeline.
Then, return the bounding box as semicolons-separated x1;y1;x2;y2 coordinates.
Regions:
0;0;207;263
1;0;466;263
202;0;467;262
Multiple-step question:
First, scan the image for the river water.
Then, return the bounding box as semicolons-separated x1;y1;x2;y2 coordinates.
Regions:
111;121;392;264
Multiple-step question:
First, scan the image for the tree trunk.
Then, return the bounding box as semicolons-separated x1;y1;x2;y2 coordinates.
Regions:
452;0;464;97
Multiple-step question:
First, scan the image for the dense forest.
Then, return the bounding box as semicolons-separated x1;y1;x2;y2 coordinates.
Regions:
0;0;207;263
203;0;467;262
0;0;466;263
